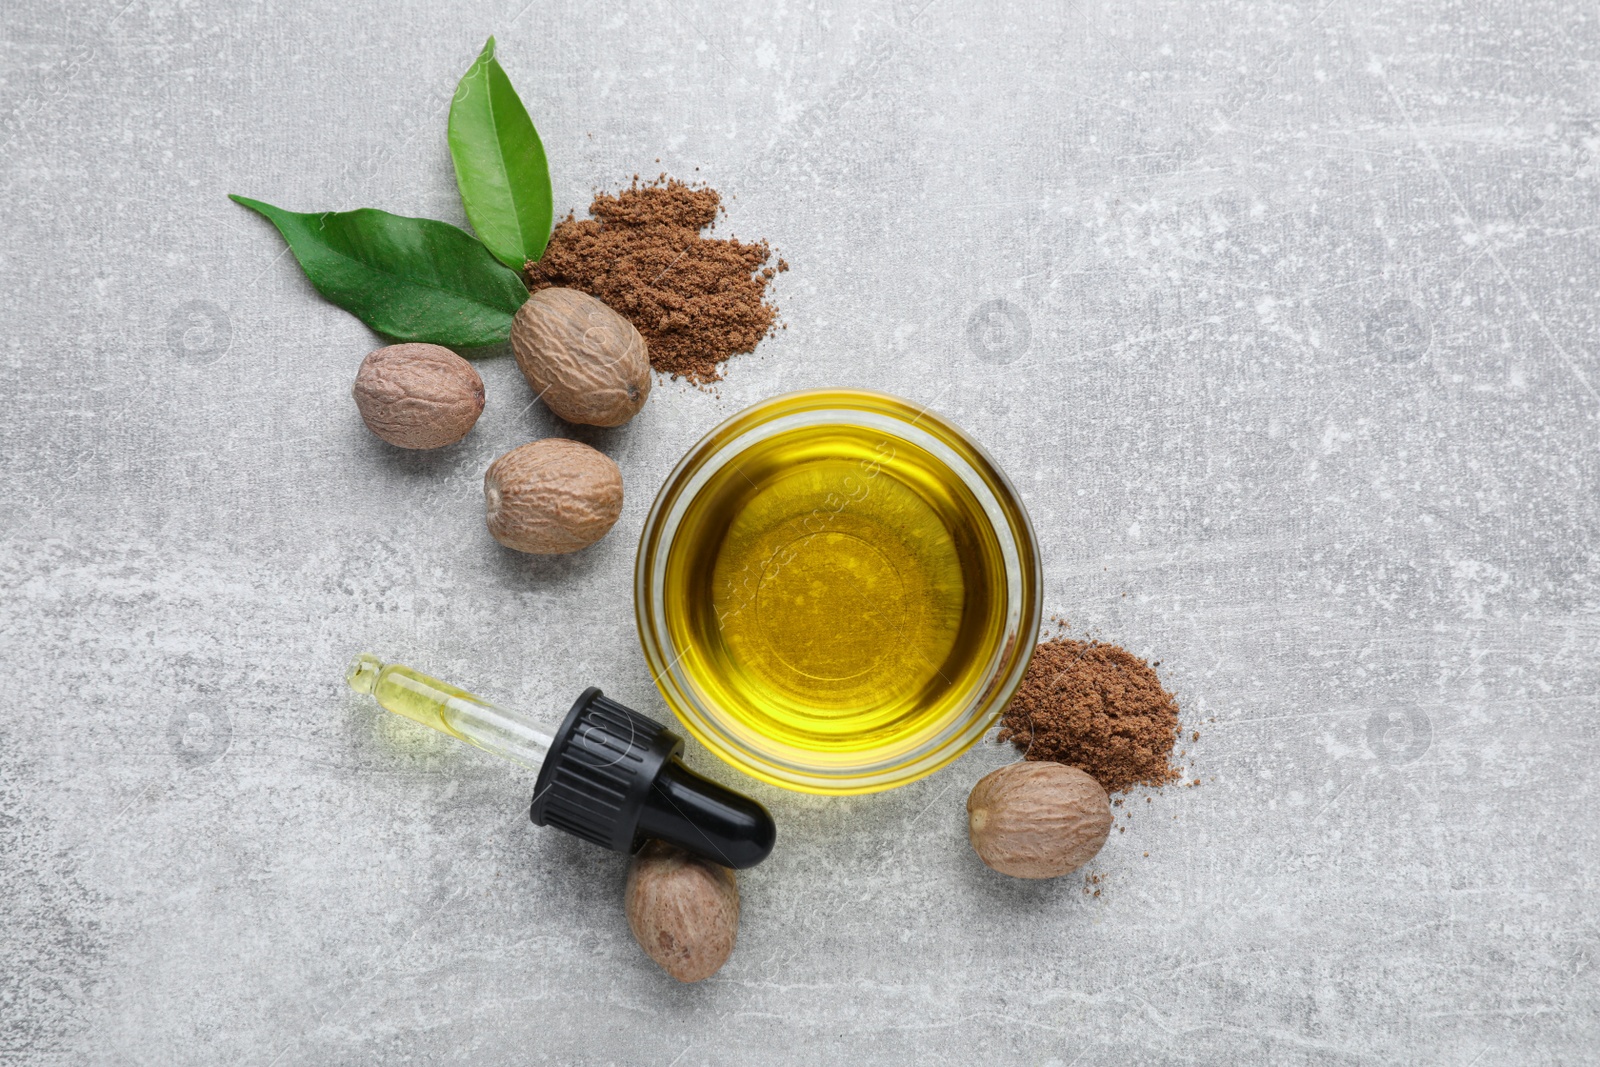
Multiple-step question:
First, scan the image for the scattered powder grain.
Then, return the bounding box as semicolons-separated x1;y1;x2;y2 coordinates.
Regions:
524;176;785;383
998;638;1181;794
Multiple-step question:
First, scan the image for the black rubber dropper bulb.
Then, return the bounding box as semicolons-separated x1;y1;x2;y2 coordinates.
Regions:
347;656;776;869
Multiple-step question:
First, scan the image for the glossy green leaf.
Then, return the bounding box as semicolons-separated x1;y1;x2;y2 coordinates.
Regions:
448;37;554;270
229;195;527;348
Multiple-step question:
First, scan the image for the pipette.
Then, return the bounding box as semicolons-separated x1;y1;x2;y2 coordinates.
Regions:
345;654;775;868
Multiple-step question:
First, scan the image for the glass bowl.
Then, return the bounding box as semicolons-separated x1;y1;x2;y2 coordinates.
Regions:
635;390;1042;794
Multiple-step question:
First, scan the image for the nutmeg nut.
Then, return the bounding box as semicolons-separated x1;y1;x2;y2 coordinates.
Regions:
625;840;739;983
967;762;1112;879
510;288;651;427
483;438;623;554
351;343;484;449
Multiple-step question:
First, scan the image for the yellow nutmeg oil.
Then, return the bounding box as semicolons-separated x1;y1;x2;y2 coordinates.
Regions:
660;422;1009;757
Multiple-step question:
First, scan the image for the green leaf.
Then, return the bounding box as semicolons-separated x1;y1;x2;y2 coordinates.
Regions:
229;195;527;348
448;36;554;270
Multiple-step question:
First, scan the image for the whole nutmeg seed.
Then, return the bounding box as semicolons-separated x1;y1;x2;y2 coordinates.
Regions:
351;343;484;449
483;438;623;554
967;762;1112;879
510;288;651;427
625;840;739;983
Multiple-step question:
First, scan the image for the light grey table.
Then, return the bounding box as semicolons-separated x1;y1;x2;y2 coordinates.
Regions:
4;1;1596;1064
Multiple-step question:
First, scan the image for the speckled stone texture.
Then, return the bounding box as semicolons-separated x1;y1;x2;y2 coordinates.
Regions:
3;2;1597;1064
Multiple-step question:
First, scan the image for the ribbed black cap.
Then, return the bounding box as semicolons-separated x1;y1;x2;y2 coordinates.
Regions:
529;688;682;853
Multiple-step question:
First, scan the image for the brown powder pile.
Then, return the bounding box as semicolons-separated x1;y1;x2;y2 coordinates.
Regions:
524;176;785;383
998;638;1181;794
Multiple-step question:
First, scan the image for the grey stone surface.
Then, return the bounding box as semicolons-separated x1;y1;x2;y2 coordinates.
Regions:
3;0;1597;1063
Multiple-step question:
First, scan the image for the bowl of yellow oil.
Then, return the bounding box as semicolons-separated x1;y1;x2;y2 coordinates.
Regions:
636;390;1042;794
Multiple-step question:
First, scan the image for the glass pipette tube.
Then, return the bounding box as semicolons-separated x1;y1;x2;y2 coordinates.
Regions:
345;653;553;771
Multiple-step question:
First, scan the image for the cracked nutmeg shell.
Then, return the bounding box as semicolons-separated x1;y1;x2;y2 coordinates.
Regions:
625;840;739;983
510;288;651;427
483;438;623;554
967;762;1112;879
351;343;485;449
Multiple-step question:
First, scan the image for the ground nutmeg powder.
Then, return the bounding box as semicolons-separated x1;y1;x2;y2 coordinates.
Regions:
524;176;785;384
998;638;1182;794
